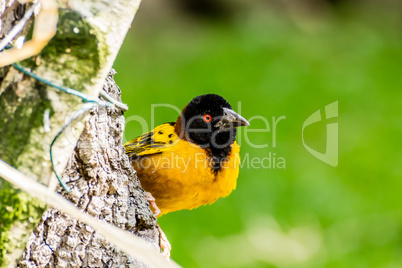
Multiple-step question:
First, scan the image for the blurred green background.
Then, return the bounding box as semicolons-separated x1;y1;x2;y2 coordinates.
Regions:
113;0;402;267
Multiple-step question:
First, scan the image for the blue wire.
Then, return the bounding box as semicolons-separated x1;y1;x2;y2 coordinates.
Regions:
49;122;72;193
11;62;112;193
12;62;108;105
49;102;98;194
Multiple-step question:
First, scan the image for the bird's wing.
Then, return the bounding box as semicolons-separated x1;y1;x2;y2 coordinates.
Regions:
124;122;178;158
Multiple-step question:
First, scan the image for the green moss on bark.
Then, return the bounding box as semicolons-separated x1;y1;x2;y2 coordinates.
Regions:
0;181;45;266
22;9;109;90
0;81;51;166
0;79;50;266
37;9;107;90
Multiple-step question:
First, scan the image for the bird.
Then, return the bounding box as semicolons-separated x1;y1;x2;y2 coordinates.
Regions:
124;94;249;256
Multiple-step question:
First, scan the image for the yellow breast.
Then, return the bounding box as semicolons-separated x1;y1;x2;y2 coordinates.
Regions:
132;139;241;216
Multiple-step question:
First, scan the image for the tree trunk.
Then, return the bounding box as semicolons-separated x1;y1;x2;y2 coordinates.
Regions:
18;70;159;267
0;1;164;267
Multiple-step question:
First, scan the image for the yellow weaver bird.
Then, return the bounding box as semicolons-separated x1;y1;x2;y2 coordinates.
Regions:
124;94;249;256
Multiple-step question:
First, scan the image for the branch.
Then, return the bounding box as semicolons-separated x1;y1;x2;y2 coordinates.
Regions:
0;160;180;268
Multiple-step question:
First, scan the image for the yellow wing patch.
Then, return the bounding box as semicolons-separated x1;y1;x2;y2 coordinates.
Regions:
124;122;179;158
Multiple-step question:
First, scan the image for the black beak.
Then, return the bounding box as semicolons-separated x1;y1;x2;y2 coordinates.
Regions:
214;107;250;130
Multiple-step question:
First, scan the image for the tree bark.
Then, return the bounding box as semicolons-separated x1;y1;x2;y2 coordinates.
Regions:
0;1;163;267
18;70;159;267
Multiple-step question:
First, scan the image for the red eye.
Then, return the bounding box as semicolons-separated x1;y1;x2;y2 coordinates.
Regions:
203;114;212;122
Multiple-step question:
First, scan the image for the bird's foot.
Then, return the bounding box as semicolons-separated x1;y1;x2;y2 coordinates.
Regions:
158;225;172;259
145;192;161;216
145;192;171;258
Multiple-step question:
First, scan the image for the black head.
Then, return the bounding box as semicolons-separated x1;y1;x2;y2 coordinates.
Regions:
175;94;249;169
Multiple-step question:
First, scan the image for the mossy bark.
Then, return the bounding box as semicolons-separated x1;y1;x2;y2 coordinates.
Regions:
0;0;153;267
